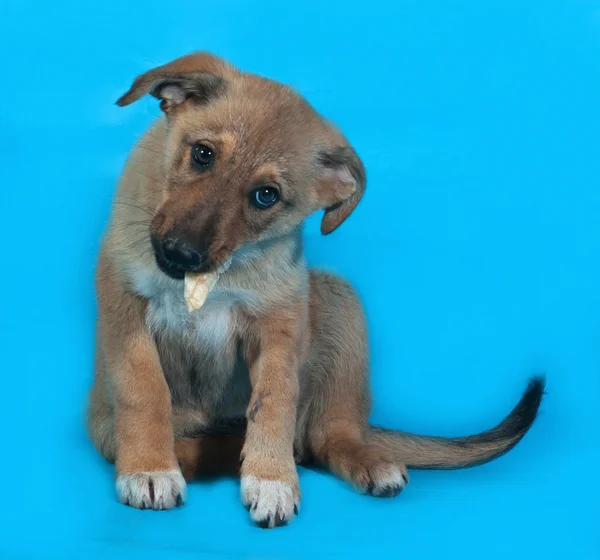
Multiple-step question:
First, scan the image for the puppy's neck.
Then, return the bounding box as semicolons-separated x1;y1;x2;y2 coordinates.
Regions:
228;227;304;273
125;227;306;307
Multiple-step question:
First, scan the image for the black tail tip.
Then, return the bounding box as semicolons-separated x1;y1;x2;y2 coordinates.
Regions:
511;374;546;431
524;374;546;405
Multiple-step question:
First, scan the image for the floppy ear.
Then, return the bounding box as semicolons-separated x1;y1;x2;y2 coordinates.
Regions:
115;52;235;112
317;146;366;235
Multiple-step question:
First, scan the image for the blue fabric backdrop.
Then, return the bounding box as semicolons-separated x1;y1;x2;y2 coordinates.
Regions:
1;1;598;558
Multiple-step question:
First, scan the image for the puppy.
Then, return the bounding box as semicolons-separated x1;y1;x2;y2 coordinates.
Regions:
88;52;545;528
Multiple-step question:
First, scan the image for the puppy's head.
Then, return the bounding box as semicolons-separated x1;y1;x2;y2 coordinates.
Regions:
117;52;365;279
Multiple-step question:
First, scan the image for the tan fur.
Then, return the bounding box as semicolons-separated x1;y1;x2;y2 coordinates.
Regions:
88;52;544;527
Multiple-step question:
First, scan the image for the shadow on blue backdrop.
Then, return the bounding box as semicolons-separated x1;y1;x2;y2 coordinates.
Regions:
1;1;598;558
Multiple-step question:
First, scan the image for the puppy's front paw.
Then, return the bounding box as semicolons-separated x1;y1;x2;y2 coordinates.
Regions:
116;469;187;510
241;476;300;528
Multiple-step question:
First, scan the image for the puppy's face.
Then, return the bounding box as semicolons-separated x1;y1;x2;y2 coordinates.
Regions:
117;53;366;278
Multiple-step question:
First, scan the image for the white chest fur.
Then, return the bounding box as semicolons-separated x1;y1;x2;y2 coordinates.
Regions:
148;290;235;351
129;263;236;353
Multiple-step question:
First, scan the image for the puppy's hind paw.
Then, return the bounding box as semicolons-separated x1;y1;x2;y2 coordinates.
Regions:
366;463;407;497
344;456;408;498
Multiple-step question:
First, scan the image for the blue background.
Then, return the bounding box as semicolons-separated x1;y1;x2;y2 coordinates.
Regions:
1;1;598;558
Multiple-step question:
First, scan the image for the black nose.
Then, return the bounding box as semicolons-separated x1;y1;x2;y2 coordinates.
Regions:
161;237;204;270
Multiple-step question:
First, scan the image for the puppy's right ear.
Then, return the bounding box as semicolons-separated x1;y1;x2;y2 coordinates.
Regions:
116;52;235;112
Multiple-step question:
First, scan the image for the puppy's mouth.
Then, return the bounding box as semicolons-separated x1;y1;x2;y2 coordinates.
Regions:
154;252;187;280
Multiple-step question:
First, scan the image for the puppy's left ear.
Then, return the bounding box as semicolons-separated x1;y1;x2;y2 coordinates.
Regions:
317;146;366;235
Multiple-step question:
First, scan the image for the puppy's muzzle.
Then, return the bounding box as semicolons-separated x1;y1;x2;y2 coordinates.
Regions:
151;235;211;279
162;237;204;268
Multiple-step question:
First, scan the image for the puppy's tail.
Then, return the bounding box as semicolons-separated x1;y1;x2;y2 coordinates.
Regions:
369;376;545;469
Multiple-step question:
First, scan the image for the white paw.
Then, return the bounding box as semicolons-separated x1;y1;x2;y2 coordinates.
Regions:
369;464;407;497
241;476;299;528
116;469;187;510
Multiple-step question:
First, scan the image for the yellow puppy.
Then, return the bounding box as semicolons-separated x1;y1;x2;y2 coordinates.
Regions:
88;52;545;528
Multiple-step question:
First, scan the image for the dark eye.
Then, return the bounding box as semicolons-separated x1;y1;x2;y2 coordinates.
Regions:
249;186;280;209
191;144;214;169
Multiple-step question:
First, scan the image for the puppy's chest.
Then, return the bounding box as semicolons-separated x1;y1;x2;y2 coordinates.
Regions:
146;289;237;357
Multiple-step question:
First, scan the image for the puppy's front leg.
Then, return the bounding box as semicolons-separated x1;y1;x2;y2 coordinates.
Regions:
241;318;301;528
97;255;185;510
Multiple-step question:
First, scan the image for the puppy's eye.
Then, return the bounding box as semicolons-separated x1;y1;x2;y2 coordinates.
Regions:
191;144;214;169
249;186;280;209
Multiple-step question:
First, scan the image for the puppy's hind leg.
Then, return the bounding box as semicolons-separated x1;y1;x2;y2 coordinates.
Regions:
87;349;117;463
87;382;117;463
303;273;408;497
